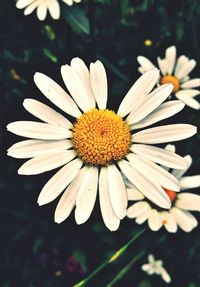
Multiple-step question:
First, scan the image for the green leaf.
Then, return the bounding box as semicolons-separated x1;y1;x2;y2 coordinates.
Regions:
42;48;58;63
63;7;90;35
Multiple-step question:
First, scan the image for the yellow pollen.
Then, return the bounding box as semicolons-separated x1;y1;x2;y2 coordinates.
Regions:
72;109;131;166
160;75;180;93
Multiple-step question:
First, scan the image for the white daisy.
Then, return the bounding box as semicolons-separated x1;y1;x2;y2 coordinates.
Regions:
137;46;200;110
16;0;81;21
142;254;171;283
127;144;200;233
7;58;197;231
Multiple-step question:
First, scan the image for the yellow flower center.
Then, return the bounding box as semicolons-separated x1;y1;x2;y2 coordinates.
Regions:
160;75;180;93
163;188;176;202
72;109;131;166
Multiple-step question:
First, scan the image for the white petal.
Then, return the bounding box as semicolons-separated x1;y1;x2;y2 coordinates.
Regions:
131;144;187;169
75;166;98;224
7;139;73;158
131;101;185;130
127;187;144;201
170;207;195;232
160;267;171;283
23;0;40;15
165;46;176;75
118;69;160;117
160;211;177;233
126;84;173;125
61;64;93;112
175;91;200;110
180;175;200;190
172;155;192;179
36;2;47;21
136;206;152;224
132;124;197;144
137;56;156;73
118;160;171;209
127;154;180;191
34;72;81;118
99;167;120;231
164;144;176;153
90;60;108;109
141;263;151;272
107;164;127;219
38;158;82;205
18;150;76;175
176;192;200;211
23;99;72;128
181;78;200;89
16;0;35;9
48;0;60;20
70;57;95;108
127;201;150;218
157;57;168;75
148;209;162;231
174;55;189;76
7;121;72;140
175;59;196;80
54;166;88;223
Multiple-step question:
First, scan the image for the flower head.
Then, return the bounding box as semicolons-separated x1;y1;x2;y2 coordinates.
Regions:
137;46;200;109
16;0;81;21
142;254;171;283
127;144;200;233
7;58;196;231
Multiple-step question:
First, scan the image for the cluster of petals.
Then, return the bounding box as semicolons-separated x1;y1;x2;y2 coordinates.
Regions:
127;145;200;233
137;46;200;110
142;254;171;283
16;0;81;21
7;58;197;231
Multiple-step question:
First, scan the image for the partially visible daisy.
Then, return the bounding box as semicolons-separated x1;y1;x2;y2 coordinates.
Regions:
16;0;81;21
7;58;196;231
137;46;200;109
142;254;171;283
127;145;200;233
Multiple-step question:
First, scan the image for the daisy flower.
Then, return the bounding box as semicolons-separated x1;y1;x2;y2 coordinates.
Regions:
137;46;200;110
142;254;171;283
127;145;200;233
7;59;197;231
16;0;81;21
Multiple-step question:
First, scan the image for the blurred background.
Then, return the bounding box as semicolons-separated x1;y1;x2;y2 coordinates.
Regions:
0;0;200;286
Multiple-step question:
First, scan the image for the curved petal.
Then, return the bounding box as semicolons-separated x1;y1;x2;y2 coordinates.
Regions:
118;160;171;209
130;144;187;169
157;57;167;75
7;139;73;158
160;211;177;233
174;55;189;76
135;206;152;224
148;209;162;231
131;101;185;130
127;187;144;201
126;84;173;125
18;150;76;175
117;69;159;117
132;124;197;144
75;166;98;224
7;121;72;140
127;153;180;191
175;59;196;80
172;155;192;179
180;176;200;190
16;0;35;9
137;56;156;73
99;167;120;231
34;72;81;118
181;78;200;89
38;158;83;205
23;99;72;128
90;60;108;109
48;0;60;20
127;201;150;218
107;164;127;219
36;2;47;21
170;207;195;232
176;192;200;211
165;46;176;75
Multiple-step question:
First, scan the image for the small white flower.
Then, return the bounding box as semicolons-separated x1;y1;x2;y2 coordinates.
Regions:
137;46;200;110
7;58;196;231
16;0;82;21
127;144;200;233
142;254;171;283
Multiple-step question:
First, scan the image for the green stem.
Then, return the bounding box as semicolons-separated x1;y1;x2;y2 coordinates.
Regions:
105;250;146;287
73;228;147;287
